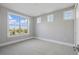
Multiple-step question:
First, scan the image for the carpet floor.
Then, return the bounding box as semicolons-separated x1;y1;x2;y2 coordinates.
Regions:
0;39;77;55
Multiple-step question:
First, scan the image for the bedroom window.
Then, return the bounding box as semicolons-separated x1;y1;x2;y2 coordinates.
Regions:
8;12;29;36
64;10;74;20
47;14;54;22
37;17;41;23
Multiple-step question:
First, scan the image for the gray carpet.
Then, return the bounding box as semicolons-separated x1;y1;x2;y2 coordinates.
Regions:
0;39;77;55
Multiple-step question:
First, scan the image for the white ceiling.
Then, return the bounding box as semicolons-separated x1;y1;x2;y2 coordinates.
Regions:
0;3;74;16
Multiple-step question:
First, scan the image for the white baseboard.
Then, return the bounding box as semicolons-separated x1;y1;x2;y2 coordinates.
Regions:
0;37;34;47
35;37;74;47
0;36;74;47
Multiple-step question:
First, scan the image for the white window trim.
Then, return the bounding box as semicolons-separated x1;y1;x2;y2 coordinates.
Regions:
7;12;30;37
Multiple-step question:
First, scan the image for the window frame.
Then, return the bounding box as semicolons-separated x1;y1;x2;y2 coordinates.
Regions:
7;12;30;37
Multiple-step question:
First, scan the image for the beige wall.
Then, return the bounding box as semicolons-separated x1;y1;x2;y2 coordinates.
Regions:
0;5;75;45
34;6;75;44
0;6;34;44
76;4;79;44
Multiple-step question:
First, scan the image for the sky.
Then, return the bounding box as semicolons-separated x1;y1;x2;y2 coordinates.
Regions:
8;14;28;29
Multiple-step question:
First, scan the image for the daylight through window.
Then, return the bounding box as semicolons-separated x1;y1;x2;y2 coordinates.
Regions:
8;13;29;36
64;10;74;20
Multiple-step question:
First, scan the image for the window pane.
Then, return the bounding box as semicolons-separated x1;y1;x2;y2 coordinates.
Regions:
8;14;19;36
47;14;54;22
37;17;41;23
8;13;29;36
64;10;74;20
20;16;28;33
